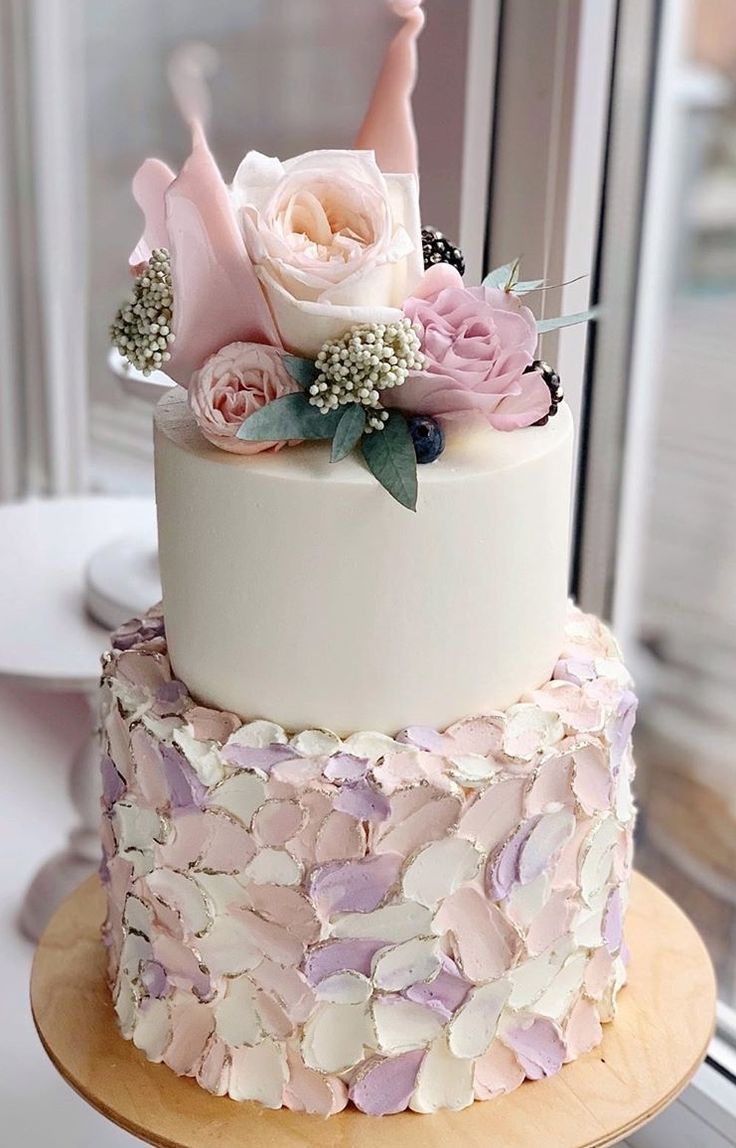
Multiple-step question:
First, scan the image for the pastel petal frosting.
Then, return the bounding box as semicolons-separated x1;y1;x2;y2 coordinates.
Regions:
100;602;636;1115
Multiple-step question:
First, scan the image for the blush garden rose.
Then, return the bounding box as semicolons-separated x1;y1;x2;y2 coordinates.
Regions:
188;342;300;455
232;150;423;359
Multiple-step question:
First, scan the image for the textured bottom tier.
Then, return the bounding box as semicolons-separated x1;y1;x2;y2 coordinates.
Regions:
99;604;637;1116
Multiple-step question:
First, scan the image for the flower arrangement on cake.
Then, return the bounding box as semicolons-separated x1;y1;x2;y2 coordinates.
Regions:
111;0;589;509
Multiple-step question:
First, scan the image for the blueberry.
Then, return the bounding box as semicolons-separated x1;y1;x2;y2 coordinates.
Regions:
408;415;445;464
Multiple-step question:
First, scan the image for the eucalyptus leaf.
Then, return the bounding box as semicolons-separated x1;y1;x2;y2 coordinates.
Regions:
361;410;418;511
482;259;520;290
282;353;319;390
237;392;342;441
536;306;600;333
331;405;366;463
513;278;545;295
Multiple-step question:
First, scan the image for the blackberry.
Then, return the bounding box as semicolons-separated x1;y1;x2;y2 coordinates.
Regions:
421;227;465;276
525;360;563;426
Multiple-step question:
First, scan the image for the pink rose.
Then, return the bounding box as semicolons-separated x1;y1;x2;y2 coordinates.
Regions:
188;342;299;455
387;282;551;430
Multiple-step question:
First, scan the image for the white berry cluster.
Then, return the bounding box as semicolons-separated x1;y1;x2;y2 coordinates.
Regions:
309;318;424;431
110;248;175;375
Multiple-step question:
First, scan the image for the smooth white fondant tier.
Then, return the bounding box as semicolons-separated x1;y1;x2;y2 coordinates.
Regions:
154;390;573;732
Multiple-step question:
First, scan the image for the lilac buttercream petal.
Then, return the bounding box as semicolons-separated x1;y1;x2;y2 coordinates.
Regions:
404;953;470;1018
504;1018;565;1080
309;853;402;916
553;657;597;685
486;817;540;901
350;1049;426;1115
334;780;390;824
101;755;126;809
153;679;189;717
396;726;445;753
141;959;169;999
160;744;207;808
610;691;638;773
323;754;369;783
303;938;387;985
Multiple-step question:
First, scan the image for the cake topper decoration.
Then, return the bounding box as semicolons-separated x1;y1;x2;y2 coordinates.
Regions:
112;44;278;386
111;7;595;509
354;0;426;176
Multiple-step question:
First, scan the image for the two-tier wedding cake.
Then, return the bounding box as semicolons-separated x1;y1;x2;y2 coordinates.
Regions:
100;0;636;1117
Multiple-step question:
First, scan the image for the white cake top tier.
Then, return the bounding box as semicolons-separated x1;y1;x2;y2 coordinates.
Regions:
154;390;573;733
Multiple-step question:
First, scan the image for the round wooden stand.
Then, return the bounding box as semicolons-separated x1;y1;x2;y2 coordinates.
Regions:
31;872;715;1148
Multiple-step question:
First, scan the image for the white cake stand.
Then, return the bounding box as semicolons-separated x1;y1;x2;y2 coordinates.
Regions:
82;351;170;631
0;497;156;939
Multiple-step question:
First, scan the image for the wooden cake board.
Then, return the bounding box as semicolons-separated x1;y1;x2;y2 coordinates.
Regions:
30;872;716;1148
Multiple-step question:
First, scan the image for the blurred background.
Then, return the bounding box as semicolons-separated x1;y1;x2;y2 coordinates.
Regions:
0;0;734;1144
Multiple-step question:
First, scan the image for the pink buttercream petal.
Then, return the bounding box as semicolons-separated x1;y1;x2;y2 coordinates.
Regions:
198;813;257;873
284;1046;348;1116
444;714;505;756
374;793;461;858
155;809;209;870
245;884;321;945
250;960;315;1025
354;2;425;175
564;997;603;1061
473;1040;525;1100
314;810;367;863
526;755;575;815
130;157;176;270
525;890;576;955
456;777;526;853
197;1036;230;1096
163;122;280;386
433;886;523;982
163;995;214;1076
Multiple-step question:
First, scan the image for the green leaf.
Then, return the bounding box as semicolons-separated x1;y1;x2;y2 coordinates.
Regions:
536;306;600;333
282;354;318;390
513;278;545;295
237;393;342;441
482;259;520;290
361;410;418;511
331;405;366;463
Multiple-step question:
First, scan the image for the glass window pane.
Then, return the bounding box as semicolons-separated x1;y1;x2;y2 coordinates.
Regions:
633;0;736;1010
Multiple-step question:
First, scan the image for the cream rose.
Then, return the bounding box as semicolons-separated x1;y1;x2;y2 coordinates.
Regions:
231;150;423;358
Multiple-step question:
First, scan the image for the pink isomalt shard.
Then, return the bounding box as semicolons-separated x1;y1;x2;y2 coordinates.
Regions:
355;0;425;176
128;49;279;388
